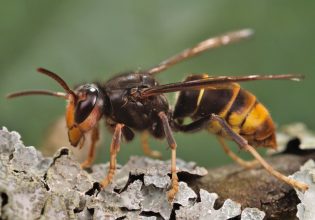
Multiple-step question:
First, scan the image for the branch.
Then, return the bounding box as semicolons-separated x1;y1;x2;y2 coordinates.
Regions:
191;153;315;219
0;127;314;220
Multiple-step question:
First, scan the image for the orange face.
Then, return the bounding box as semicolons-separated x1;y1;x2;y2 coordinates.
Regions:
66;85;103;147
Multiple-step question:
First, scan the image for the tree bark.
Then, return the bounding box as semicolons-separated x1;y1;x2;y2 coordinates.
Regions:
188;153;315;219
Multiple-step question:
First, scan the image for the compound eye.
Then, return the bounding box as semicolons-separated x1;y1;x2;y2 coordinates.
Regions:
74;88;98;123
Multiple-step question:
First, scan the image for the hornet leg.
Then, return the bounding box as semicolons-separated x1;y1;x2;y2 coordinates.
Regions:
159;112;179;202
217;136;259;169
211;114;308;192
80;124;100;169
141;132;162;159
100;123;123;188
173;117;259;169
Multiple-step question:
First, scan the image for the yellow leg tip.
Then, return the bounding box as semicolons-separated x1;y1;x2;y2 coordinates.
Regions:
296;182;309;192
167;178;179;202
240;160;260;170
80;160;92;169
100;179;110;188
149;150;163;159
167;188;178;202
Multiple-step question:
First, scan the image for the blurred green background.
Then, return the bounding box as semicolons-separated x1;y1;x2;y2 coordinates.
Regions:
1;1;314;167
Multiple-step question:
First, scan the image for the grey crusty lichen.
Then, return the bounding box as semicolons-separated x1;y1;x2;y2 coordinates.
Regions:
0;127;272;219
291;160;315;220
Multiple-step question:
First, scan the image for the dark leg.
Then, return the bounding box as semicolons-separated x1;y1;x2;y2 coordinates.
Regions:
80;124;100;169
159;112;179;202
141;132;162;159
175;117;259;169
172;117;211;133
211;114;308;192
100;123;123;188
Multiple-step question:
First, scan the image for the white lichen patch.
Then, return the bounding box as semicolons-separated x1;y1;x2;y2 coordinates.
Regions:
241;208;265;220
291;159;315;220
176;189;241;220
120;180;144;210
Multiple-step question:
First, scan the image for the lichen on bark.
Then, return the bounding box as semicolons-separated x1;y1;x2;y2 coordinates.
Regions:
1;126;315;220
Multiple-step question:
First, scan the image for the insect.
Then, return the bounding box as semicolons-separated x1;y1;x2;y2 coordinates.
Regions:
7;29;308;201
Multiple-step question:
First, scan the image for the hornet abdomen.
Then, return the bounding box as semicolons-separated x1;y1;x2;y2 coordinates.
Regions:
173;74;276;148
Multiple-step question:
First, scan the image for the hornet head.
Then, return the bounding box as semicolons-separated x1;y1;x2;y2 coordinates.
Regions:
7;68;105;147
